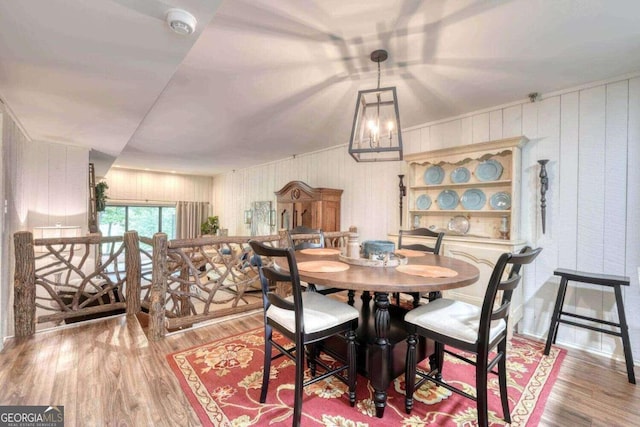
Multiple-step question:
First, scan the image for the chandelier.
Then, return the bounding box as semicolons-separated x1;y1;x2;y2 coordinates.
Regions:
348;49;403;162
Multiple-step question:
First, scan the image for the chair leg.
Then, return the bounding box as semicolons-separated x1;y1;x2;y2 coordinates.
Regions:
411;292;420;308
260;325;273;403
347;290;355;305
476;351;489;427
429;341;445;380
497;339;511;423
404;333;417;414
394;292;400;305
347;329;357;406
307;344;317;376
293;336;305;426
427;291;441;302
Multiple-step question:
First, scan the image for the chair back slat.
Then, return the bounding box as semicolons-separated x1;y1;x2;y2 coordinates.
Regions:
491;301;511;321
288;226;325;250
398;228;444;255
479;246;542;345
499;273;521;292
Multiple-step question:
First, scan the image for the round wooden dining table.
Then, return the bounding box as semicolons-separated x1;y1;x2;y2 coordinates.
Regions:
288;250;480;418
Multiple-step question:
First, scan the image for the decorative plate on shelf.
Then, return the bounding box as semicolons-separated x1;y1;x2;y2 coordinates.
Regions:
450;167;470;183
415;194;432;210
448;215;470;234
475;159;503;181
437;190;459;210
490;192;512;210
423;165;445;184
460;189;486;210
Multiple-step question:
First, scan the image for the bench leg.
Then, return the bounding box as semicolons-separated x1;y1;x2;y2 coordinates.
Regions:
544;277;568;355
614;285;636;384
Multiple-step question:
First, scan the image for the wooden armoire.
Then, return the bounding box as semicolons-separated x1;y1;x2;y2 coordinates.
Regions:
274;181;343;231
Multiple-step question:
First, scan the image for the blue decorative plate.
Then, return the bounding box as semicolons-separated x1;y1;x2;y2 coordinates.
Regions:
437;190;459;210
423;165;444;185
450;167;470;183
475;159;503;181
415;194;432;210
490;192;512;210
460;189;486;210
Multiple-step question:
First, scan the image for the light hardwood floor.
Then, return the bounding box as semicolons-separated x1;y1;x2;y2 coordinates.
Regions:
0;312;638;426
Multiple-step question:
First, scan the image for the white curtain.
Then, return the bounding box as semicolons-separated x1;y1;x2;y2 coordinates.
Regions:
175;201;209;239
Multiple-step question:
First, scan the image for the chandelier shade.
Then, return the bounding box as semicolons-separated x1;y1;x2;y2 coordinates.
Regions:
348;50;403;162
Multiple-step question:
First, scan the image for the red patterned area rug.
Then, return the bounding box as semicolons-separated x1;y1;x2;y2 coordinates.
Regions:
167;329;565;426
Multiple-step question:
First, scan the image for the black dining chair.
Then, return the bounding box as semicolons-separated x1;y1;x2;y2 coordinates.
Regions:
287;225;325;249
403;246;542;427
248;240;359;427
394;227;445;307
287;226;342;295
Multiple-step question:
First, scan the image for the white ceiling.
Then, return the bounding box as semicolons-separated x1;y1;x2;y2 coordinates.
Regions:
2;0;640;176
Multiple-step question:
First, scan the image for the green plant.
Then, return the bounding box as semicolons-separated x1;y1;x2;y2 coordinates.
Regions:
95;181;109;212
201;216;219;235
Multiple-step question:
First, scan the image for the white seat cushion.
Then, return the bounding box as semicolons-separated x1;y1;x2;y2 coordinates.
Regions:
405;298;506;344
267;292;359;334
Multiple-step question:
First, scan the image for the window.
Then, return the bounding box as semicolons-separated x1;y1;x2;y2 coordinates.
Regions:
99;205;176;240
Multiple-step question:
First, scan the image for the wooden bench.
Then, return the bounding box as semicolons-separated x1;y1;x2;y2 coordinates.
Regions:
544;268;635;384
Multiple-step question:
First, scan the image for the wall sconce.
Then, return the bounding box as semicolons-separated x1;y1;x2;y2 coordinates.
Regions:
398;174;406;226
538;159;549;234
244;210;253;225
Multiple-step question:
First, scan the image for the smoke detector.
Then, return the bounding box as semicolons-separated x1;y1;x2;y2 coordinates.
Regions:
166;8;197;35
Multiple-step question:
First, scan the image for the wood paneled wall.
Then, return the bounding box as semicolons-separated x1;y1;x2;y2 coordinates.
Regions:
105;168;213;205
1;111;89;344
213;75;640;363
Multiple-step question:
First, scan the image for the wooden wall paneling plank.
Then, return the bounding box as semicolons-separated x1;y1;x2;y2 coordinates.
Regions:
503;104;523;138
601;80;629;356
552;91;580;346
527;96;561;338
576;85;607;351
460;116;472;146
472;112;490;143
536;96;561;239
386;161;403;234
520;101;539;245
47;144;67;226
489;109;503;141
419;126;431;152
403;129;421;155
603;81;629;275
443;120;462;148
430;122;446;150
65;146;88;231
328;149;344;191
121;170;133;200
557;92;580;271
354;162;371;239
518;101;539;338
626;77;640;361
28;141;49;227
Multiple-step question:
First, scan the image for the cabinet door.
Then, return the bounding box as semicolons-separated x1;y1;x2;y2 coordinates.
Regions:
279;203;293;230
321;200;340;231
442;241;524;329
294;201;314;228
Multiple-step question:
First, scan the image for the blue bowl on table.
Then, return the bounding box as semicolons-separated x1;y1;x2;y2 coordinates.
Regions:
362;240;396;259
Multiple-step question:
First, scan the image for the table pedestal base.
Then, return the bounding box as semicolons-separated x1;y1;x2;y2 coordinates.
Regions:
324;291;432;417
